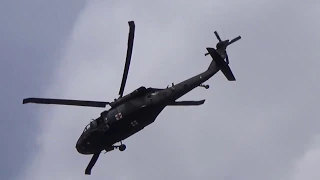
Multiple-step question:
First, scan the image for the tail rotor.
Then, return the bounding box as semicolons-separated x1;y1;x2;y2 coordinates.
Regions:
204;30;241;81
205;31;241;64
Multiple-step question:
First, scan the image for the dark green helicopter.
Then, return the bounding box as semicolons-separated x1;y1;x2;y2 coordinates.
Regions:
22;21;241;175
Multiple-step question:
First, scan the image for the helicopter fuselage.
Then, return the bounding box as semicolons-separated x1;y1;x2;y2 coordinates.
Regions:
22;20;241;175
76;64;220;155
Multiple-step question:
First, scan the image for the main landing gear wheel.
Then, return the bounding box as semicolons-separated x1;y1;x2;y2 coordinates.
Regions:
119;144;126;151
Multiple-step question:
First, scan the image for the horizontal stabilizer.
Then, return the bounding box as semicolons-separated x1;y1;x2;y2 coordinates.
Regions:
22;98;109;108
206;48;236;81
167;100;205;106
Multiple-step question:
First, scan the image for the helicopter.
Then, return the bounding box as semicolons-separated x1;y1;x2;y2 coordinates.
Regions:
22;21;241;175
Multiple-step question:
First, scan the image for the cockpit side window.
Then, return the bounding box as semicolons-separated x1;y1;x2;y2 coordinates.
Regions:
90;120;97;129
83;120;99;132
83;124;90;132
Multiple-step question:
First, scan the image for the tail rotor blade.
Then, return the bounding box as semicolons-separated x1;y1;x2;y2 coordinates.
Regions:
228;36;241;45
214;31;222;42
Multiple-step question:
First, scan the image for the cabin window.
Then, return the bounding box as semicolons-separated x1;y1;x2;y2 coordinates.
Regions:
151;92;159;96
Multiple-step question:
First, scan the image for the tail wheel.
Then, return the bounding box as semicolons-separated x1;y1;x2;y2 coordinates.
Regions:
119;144;126;151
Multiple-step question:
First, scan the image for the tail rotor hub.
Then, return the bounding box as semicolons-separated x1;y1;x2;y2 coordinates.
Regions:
212;31;241;64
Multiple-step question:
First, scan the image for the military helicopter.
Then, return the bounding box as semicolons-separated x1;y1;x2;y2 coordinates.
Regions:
22;21;241;175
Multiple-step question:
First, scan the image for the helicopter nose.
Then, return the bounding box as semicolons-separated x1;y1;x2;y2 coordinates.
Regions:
76;134;97;155
76;136;90;154
76;137;84;153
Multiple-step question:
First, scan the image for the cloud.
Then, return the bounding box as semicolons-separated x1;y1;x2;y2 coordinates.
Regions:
0;1;86;179
17;1;320;180
288;135;320;180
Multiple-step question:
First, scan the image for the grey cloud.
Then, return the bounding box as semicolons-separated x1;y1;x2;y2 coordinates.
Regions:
10;0;320;180
0;1;86;179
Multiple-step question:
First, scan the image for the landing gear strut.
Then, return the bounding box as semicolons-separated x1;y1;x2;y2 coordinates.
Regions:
199;84;210;89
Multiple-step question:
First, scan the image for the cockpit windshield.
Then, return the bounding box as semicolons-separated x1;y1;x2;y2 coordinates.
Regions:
83;120;98;132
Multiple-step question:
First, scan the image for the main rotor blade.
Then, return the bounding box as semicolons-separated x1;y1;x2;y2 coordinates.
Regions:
118;21;135;98
22;98;109;108
85;152;100;175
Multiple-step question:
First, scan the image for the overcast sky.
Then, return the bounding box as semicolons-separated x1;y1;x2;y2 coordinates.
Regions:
2;0;320;180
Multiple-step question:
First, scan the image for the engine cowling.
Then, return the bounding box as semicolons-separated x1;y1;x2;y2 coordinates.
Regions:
109;86;147;108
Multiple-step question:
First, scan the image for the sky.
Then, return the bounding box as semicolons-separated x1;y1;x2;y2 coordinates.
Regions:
1;0;320;180
0;0;86;179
